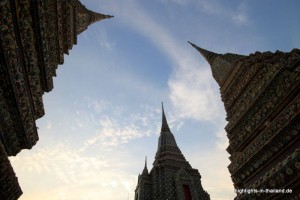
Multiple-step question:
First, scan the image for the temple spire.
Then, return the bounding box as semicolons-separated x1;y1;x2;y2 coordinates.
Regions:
141;156;149;176
75;1;113;34
188;41;219;65
90;11;114;24
188;41;244;86
161;102;171;132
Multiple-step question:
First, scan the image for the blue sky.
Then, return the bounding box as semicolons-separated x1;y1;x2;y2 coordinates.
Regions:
10;0;300;200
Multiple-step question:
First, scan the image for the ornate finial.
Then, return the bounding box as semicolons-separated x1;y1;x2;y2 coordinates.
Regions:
161;102;171;133
188;41;219;65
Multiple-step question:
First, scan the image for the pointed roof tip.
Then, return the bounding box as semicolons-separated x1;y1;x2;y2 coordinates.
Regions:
188;41;199;50
189;41;245;86
141;156;149;176
77;0;113;22
91;12;114;23
188;41;195;47
76;0;113;34
103;14;114;19
161;102;171;133
188;41;219;65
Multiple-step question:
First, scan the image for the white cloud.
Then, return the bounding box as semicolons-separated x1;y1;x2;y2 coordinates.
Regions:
78;102;161;152
169;66;224;121
102;0;223;122
189;146;235;200
46;121;52;130
10;143;138;200
96;27;117;51
160;0;187;5
232;2;249;25
232;13;248;24
160;0;249;25
86;98;109;113
98;115;143;145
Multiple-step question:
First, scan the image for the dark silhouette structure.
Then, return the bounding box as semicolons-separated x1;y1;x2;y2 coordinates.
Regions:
134;104;210;200
190;41;300;199
0;1;112;199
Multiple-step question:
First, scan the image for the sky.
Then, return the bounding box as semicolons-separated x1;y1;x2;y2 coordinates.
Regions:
9;0;300;200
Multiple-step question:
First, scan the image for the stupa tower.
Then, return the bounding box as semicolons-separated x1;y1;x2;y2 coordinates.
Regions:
134;104;210;200
0;1;112;199
189;41;300;199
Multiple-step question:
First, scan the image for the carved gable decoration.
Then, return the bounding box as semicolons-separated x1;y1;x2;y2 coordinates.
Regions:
175;168;192;181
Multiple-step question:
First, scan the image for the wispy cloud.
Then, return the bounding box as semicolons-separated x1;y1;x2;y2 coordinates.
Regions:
160;0;249;25
83;115;143;148
46;121;52;130
101;0;224;122
201;0;249;25
10;143;138;200
232;2;249;25
86;98;110;113
96;27;117;51
189;145;235;200
78;100;161;151
160;0;187;6
169;66;224;121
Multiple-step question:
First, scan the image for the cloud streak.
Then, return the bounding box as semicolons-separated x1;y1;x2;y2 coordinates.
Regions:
102;0;224;122
78;100;161;152
160;0;249;26
11;143;138;200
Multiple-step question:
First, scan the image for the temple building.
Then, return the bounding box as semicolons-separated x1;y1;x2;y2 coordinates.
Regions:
0;1;112;199
134;104;210;200
189;41;300;199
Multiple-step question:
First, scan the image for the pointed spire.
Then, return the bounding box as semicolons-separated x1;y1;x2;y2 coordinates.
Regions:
161;102;171;132
188;41;245;86
188;41;219;65
75;1;113;34
90;11;114;24
154;104;189;168
141;156;149;176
